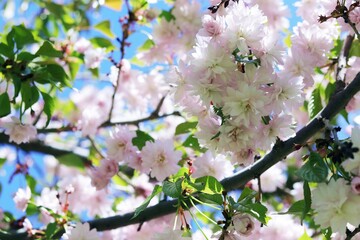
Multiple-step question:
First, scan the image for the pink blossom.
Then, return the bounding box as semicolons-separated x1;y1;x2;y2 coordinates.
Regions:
73;37;91;53
84;48;106;69
62;222;99;240
351;177;360;194
141;139;182;181
251;163;287;192
13;186;31;211
193;151;234;179
89;167;111;191
106;125;138;163
198;14;225;38
3;117;37;144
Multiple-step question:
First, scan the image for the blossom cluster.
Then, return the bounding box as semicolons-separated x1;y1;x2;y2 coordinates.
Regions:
174;1;301;165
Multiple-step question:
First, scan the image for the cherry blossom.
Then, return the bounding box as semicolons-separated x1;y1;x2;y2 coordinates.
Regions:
13;186;31;212
62;222;99;240
2;117;37;144
141;139;182;181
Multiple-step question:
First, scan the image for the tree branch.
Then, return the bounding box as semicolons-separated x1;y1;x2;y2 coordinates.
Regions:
2;72;360;239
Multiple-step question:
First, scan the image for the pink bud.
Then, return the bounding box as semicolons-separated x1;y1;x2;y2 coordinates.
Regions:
230;214;255;236
351;177;360;194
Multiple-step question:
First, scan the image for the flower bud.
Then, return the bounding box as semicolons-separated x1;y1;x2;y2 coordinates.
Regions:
231;214;254;236
351;176;360;194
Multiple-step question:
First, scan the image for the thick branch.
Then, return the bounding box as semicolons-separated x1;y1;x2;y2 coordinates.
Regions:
2;72;360;240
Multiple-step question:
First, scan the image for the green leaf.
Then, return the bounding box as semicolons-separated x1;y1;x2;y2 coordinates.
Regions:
308;87;322;119
324;82;336;102
90;37;115;51
129;0;147;11
0;158;6;168
302;181;312;223
298;230;313;240
132;130;154;150
26;175;36;193
183;134;206;152
9;25;36;49
0;93;11;117
297;152;328;183
94;20;115;38
57;154;85;169
175;121;197;135
349;39;360;57
139;39;155;51
41;92;55;127
238;187;257;204
26;202;39;216
89;67;99;78
330;38;343;57
198;193;223;205
104;0;123;11
68;61;81;80
17;52;37;62
133;185;162;219
36;41;63;58
45;222;58;239
47;64;70;86
0;43;15;59
195;176;223;194
159;10;176;22
21;83;39;110
163;179;183;198
112;175;128;186
248;202;268;225
278;200;305;215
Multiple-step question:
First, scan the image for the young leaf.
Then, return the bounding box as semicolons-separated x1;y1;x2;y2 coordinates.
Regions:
47;64;70;86
132;130;154;150
139;39;155;51
10;25;36;49
238;187;257;204
298;230;313;240
278;200;305;215
133;185;162;219
104;0;123;11
302;181;312;223
17;52;37;62
0;158;6;168
163;179;183;198
247;202;269;225
45;222;58;239
159;10;176;22
198;193;223;205
57;154;85;169
36;41;63;58
90;37;115;51
308;87;322;119
175;121;197;135
349;39;360;57
94;20;115;38
26;175;36;193
40;91;55;127
297;152;328;183
0;92;11;117
195;176;224;194
183;134;206;152
0;43;15;59
21;83;39;110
